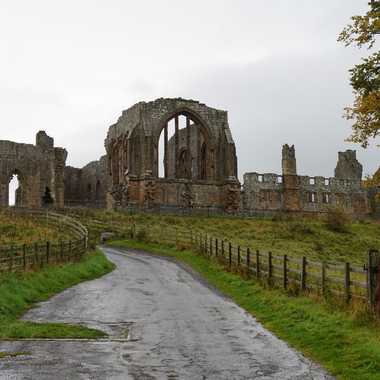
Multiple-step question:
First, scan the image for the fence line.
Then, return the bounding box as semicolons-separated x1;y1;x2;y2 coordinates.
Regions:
0;209;88;273
129;223;380;312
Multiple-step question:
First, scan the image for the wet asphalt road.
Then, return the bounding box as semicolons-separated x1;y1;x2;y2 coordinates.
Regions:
0;247;333;379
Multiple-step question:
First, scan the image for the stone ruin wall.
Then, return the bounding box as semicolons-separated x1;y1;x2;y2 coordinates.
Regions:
64;156;107;208
104;98;240;212
243;145;370;216
0;99;376;217
0;131;67;209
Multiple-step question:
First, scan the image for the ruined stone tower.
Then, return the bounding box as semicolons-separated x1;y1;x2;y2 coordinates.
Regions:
282;144;301;212
334;150;363;180
282;144;297;176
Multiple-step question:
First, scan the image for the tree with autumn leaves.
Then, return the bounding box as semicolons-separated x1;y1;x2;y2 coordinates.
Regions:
338;0;379;148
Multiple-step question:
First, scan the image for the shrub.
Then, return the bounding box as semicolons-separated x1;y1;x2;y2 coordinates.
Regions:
289;220;315;236
136;228;148;242
325;207;351;233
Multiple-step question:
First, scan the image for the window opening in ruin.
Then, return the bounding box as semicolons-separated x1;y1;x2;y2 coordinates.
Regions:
258;175;263;182
42;187;54;206
322;193;330;204
8;174;20;206
324;178;330;186
95;180;101;201
158;117;181;178
158;114;206;180
308;192;317;203
200;142;207;180
309;178;315;185
277;176;283;184
178;149;189;179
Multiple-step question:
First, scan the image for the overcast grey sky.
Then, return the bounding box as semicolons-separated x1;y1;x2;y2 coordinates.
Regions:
0;0;378;181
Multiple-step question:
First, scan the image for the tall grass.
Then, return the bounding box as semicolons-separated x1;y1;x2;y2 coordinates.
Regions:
0;210;71;246
70;209;380;265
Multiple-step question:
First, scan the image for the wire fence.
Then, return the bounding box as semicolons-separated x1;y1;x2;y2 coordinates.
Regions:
129;223;380;314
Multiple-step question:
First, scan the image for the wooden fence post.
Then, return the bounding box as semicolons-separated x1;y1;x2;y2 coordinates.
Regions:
46;241;50;265
237;246;241;267
9;246;14;272
246;248;251;277
283;254;288;290
69;240;72;261
321;262;326;296
221;240;225;260
23;244;26;271
256;250;260;279
268;252;273;285
229;242;232;269
367;250;380;314
345;262;351;303
60;241;64;262
210;237;212;256
301;256;307;291
215;239;218;258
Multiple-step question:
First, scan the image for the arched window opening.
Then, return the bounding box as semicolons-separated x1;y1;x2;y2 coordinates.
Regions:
200;143;207;180
8;174;20;206
177;149;189;179
42;187;54;206
158;117;179;178
158;113;208;180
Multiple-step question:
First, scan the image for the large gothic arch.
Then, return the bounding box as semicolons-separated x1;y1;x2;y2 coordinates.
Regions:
105;98;240;211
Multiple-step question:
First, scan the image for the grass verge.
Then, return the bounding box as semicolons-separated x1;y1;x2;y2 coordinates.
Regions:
109;239;380;380
0;249;115;339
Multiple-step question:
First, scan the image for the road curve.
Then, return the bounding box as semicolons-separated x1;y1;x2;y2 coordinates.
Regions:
0;247;333;379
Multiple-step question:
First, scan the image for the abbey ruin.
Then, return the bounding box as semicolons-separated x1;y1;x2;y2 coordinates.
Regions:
0;98;378;216
0;131;67;208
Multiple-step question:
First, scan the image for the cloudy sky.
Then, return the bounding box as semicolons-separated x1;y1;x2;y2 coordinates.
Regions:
0;0;378;181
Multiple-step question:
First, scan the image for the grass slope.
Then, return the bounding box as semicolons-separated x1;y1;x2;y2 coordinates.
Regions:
0;249;115;339
69;209;380;265
0;210;70;246
110;239;380;380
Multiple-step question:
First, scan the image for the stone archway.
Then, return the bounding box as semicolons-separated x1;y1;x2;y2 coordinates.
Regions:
156;109;212;181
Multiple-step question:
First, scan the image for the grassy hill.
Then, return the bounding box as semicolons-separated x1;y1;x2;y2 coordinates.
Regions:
0;210;70;246
68;209;380;265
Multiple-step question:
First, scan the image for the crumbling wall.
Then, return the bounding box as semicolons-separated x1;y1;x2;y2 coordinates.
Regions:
334;150;363;180
242;145;370;216
64;156;107;207
105;98;240;212
0;131;67;209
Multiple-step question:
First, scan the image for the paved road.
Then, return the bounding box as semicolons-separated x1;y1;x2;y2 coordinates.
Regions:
0;247;333;379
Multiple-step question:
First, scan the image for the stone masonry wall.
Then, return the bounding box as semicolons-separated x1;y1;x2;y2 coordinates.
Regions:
0;131;67;209
243;146;370;216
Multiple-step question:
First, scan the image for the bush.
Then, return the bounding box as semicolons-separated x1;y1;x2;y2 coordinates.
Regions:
136;228;148;242
325;207;351;233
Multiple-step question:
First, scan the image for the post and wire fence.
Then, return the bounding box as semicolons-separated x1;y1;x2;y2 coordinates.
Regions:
129;223;380;314
0;209;88;273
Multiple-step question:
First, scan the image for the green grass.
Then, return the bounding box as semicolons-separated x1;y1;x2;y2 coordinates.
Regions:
0;249;115;339
68;208;380;265
0;210;71;246
109;239;380;380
